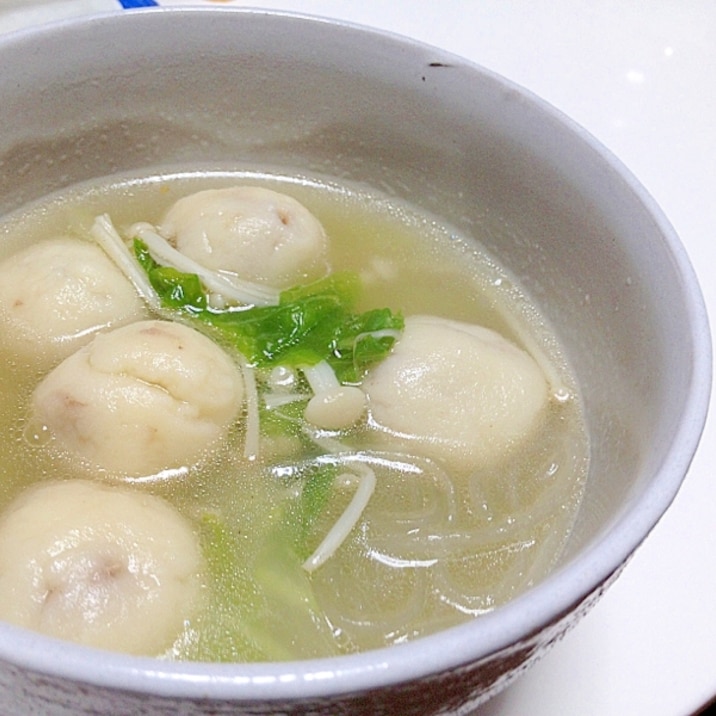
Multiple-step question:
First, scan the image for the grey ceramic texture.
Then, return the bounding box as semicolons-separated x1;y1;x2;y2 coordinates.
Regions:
0;7;710;715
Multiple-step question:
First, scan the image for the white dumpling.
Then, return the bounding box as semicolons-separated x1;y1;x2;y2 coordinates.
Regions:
0;237;146;367
0;479;203;655
159;186;329;289
363;315;549;471
32;319;244;477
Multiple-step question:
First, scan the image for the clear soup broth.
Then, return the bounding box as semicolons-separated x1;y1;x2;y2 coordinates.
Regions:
0;170;588;661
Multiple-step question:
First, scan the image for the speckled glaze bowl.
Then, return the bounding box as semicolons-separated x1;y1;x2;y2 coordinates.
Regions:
0;8;710;715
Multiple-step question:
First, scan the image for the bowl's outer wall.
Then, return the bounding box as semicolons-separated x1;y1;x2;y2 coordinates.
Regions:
0;8;708;715
0;568;624;716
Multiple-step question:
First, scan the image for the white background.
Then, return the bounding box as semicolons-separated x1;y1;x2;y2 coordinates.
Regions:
1;2;715;715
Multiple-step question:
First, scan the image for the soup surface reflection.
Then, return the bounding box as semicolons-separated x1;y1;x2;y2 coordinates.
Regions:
0;170;588;661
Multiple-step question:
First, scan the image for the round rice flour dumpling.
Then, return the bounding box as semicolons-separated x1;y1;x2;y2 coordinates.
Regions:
0;479;203;655
31;319;245;477
0;237;145;367
363;314;549;471
158;186;329;289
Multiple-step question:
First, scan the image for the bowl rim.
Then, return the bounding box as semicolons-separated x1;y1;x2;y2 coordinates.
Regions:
0;4;711;702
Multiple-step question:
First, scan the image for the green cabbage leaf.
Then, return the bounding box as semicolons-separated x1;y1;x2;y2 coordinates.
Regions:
135;239;403;383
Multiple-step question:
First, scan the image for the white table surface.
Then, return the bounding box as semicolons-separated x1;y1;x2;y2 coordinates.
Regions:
1;2;714;715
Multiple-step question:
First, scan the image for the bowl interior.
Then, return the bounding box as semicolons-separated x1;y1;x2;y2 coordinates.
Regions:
0;5;709;702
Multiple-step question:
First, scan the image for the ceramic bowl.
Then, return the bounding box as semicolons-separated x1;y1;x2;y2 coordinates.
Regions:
0;8;710;715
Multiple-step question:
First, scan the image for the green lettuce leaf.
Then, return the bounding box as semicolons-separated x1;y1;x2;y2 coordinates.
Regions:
134;238;403;382
192;487;342;662
291;463;339;560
